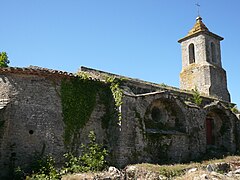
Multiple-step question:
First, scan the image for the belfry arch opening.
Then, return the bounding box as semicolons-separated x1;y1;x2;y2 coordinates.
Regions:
211;42;216;63
189;43;195;64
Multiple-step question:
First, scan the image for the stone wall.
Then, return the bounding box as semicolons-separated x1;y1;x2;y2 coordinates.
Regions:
0;67;118;178
0;66;238;178
117;91;238;167
0;72;65;177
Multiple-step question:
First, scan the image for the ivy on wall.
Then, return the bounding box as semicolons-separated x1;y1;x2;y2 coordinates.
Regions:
105;76;124;122
105;76;123;108
60;74;123;149
61;77;99;146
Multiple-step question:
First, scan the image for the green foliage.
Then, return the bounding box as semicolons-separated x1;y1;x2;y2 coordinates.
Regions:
98;87;116;129
63;131;108;173
192;87;202;106
26;156;60;180
78;71;91;80
105;76;123;107
80;131;108;171
159;83;167;87
135;163;188;178
61;78;99;146
231;105;240;114
0;52;10;67
61;74;119;149
62;153;84;173
157;165;186;178
14;166;25;180
18;131;108;179
105;76;123;122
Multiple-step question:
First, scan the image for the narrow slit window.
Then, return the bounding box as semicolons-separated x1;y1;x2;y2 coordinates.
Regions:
189;43;195;64
211;42;216;63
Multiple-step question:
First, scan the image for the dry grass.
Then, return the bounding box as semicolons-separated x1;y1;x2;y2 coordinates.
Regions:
133;156;240;179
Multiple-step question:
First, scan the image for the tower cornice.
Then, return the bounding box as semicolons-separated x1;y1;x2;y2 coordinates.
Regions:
178;17;223;43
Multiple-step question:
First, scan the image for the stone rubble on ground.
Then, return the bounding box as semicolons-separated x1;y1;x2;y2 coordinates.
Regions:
62;163;240;180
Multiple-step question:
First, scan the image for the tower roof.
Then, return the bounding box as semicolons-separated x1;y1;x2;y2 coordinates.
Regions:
188;16;209;35
178;16;223;43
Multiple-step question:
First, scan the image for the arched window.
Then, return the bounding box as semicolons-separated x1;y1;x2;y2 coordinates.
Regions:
189;43;195;64
211;42;216;63
151;107;163;123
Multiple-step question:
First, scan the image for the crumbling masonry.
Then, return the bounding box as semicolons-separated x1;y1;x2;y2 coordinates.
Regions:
0;17;239;178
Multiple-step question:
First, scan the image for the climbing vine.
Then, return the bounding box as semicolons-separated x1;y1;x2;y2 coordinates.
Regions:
61;77;99;146
98;87;116;129
105;76;123;107
105;76;124;121
60;73;124;149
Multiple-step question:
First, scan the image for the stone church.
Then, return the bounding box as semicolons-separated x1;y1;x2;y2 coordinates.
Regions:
0;16;239;177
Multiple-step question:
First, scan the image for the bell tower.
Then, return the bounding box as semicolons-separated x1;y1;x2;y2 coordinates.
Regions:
178;16;230;102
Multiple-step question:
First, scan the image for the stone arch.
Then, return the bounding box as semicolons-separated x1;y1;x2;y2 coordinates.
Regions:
144;98;186;133
142;97;188;164
189;43;195;64
205;106;234;152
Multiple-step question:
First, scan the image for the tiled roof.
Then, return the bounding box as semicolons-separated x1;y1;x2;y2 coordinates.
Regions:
187;16;209;35
0;66;75;78
178;16;224;43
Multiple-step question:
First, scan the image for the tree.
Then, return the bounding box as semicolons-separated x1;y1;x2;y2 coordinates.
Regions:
0;52;10;67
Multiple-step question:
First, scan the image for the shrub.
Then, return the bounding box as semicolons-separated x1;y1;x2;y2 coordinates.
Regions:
63;131;108;173
21;131;108;179
80;131;108;172
26;156;60;180
192;87;202;106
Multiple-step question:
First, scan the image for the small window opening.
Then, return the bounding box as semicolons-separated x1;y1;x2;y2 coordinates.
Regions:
189;43;195;64
151;107;162;123
211;42;216;63
29;130;34;135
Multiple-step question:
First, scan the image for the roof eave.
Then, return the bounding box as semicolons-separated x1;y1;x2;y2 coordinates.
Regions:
178;31;224;43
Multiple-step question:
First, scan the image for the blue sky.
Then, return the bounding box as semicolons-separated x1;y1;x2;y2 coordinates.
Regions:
1;0;239;107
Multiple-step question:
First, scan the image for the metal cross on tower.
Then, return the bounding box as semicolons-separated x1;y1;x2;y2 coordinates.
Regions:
196;3;200;16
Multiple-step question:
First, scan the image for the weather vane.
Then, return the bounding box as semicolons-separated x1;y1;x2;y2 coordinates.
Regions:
196;2;200;17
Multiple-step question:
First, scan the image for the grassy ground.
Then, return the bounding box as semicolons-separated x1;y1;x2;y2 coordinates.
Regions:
62;156;240;179
133;156;240;179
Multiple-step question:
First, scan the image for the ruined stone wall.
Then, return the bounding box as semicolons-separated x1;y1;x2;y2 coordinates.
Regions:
0;68;118;178
0;73;65;177
117;91;238;167
0;66;238;178
80;67;238;167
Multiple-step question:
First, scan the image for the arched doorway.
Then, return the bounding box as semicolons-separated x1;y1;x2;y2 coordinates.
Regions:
206;117;214;145
205;108;233;152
